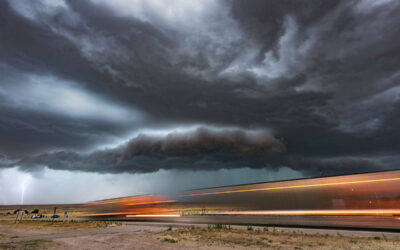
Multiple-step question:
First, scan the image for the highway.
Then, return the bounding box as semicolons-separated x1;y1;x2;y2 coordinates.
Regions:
114;215;400;231
85;170;400;231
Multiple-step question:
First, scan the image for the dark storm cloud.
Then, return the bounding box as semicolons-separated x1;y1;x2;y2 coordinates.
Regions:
1;0;400;176
15;127;285;173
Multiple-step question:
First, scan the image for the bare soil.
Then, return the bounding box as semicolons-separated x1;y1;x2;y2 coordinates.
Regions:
0;222;400;249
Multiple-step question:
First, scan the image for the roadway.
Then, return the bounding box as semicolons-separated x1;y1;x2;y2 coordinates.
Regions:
93;215;400;232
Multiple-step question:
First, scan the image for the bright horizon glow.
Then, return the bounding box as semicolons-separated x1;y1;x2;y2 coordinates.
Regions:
0;166;303;205
0;74;142;122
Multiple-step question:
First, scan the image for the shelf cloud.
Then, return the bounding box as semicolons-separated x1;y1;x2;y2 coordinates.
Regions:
1;0;400;187
14;126;285;173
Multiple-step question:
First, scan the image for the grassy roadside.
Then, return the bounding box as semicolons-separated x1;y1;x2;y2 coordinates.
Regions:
156;225;400;249
0;205;90;220
0;234;9;241
0;220;121;232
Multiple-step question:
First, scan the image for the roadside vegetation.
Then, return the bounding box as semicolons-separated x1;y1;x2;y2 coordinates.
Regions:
157;225;400;249
0;206;91;219
0;220;121;232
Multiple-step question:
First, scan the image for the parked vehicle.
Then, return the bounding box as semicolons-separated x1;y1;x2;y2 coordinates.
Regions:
31;214;43;219
51;214;59;219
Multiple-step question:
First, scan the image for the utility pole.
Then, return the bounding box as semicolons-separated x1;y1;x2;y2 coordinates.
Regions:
14;210;19;224
19;211;24;222
14;209;23;224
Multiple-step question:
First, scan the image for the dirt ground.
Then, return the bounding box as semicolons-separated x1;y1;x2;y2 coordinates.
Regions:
1;221;400;249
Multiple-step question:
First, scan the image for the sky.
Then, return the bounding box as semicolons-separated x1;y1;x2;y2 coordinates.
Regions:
1;0;400;204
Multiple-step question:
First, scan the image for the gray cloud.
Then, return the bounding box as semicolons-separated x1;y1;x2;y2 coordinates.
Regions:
16;127;285;173
1;0;400;180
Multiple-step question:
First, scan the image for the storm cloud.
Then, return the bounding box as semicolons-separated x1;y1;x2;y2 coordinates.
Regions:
16;127;285;173
1;0;400;178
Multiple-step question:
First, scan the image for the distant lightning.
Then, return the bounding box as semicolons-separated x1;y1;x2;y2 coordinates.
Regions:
20;174;31;204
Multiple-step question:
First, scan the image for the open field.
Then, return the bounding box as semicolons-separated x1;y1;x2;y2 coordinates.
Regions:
156;225;400;249
0;220;121;232
0;204;91;219
1;221;400;249
2;204;400;249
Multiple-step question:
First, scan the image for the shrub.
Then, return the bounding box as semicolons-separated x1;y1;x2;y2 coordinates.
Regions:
164;238;178;243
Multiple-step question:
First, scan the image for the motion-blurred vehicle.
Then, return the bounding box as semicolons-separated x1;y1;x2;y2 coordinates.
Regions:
84;170;400;231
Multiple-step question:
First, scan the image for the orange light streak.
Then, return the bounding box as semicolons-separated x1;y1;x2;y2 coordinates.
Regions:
88;195;172;206
179;177;400;197
191;209;400;216
86;212;135;216
126;214;181;217
124;200;175;206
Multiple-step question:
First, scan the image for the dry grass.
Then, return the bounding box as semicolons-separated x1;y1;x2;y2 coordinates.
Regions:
0;220;121;232
0;205;91;219
0;234;9;241
155;225;400;249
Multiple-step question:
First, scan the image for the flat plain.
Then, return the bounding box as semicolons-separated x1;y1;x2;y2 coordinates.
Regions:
1;220;400;249
2;205;400;249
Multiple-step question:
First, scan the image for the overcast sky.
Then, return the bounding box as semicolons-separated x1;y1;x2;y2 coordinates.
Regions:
1;0;400;204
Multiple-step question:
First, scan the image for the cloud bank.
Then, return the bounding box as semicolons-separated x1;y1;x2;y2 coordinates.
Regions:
15;127;285;173
1;0;400;181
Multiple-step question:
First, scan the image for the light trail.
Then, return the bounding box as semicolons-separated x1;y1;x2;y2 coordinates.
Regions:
86;212;134;216
124;200;176;206
190;209;400;216
179;177;400;197
82;171;400;230
88;195;171;206
126;214;181;217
